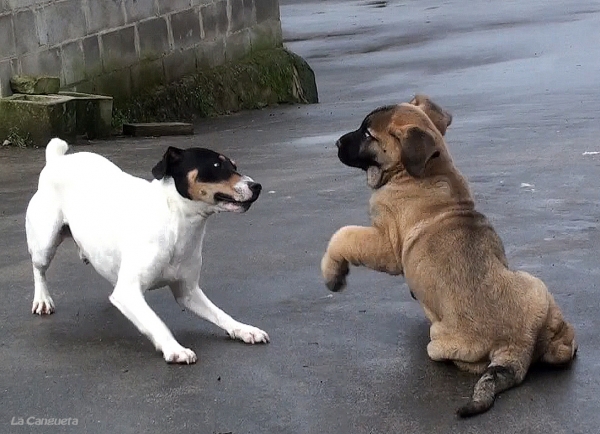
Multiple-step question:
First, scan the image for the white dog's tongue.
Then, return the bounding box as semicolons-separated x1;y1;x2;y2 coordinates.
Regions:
366;166;382;188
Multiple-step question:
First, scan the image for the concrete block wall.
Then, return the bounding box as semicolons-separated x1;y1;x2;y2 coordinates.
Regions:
0;0;283;100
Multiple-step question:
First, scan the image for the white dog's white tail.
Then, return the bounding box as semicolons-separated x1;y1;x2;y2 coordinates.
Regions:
45;138;69;163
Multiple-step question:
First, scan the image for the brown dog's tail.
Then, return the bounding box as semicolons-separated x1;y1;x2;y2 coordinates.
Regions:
456;364;520;418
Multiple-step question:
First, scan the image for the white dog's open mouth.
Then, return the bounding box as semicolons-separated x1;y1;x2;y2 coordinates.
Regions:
214;193;256;212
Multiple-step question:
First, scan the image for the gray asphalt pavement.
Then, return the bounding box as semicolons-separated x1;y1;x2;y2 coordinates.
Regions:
2;0;600;433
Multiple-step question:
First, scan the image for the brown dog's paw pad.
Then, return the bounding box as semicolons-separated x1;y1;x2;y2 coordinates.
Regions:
321;254;349;292
325;274;347;292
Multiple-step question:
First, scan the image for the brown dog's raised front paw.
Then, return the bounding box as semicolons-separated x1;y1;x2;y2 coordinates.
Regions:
321;254;349;292
326;273;347;292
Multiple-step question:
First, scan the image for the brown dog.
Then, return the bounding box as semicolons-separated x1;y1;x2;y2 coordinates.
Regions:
321;95;577;417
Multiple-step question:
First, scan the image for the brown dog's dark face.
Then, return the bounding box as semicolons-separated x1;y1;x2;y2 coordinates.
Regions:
336;96;452;188
152;147;262;213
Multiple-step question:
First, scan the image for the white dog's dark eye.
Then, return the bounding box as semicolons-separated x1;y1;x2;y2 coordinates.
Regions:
213;162;220;168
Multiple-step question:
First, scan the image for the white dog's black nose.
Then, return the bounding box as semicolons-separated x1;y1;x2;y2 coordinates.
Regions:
249;182;262;195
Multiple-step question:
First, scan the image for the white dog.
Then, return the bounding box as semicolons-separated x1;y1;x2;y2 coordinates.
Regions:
25;138;269;364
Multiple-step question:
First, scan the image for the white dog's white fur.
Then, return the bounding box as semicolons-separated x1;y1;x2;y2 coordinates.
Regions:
25;138;269;364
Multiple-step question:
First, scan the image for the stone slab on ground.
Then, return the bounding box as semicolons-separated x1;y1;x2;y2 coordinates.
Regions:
0;94;76;146
10;75;60;95
59;91;113;139
122;122;194;136
0;91;113;145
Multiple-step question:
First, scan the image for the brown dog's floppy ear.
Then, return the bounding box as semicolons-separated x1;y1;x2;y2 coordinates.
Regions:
396;126;440;178
152;146;183;179
409;94;453;136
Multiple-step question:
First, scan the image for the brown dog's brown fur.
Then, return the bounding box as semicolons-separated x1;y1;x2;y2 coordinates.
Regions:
321;95;577;417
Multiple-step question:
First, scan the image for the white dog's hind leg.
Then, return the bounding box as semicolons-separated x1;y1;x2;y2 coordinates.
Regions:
170;282;270;344
31;265;55;315
109;284;197;364
25;194;65;315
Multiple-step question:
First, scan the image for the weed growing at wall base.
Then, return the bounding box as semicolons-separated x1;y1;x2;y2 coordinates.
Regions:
3;128;35;148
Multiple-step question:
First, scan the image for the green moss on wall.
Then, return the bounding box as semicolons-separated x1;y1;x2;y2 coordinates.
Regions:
0;95;77;147
114;48;318;127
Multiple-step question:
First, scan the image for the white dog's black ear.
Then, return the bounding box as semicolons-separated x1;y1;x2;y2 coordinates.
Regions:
152;147;184;179
397;126;440;178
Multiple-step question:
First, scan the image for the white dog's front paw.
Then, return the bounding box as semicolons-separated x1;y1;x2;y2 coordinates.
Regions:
162;345;197;364
32;297;55;315
229;325;270;344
